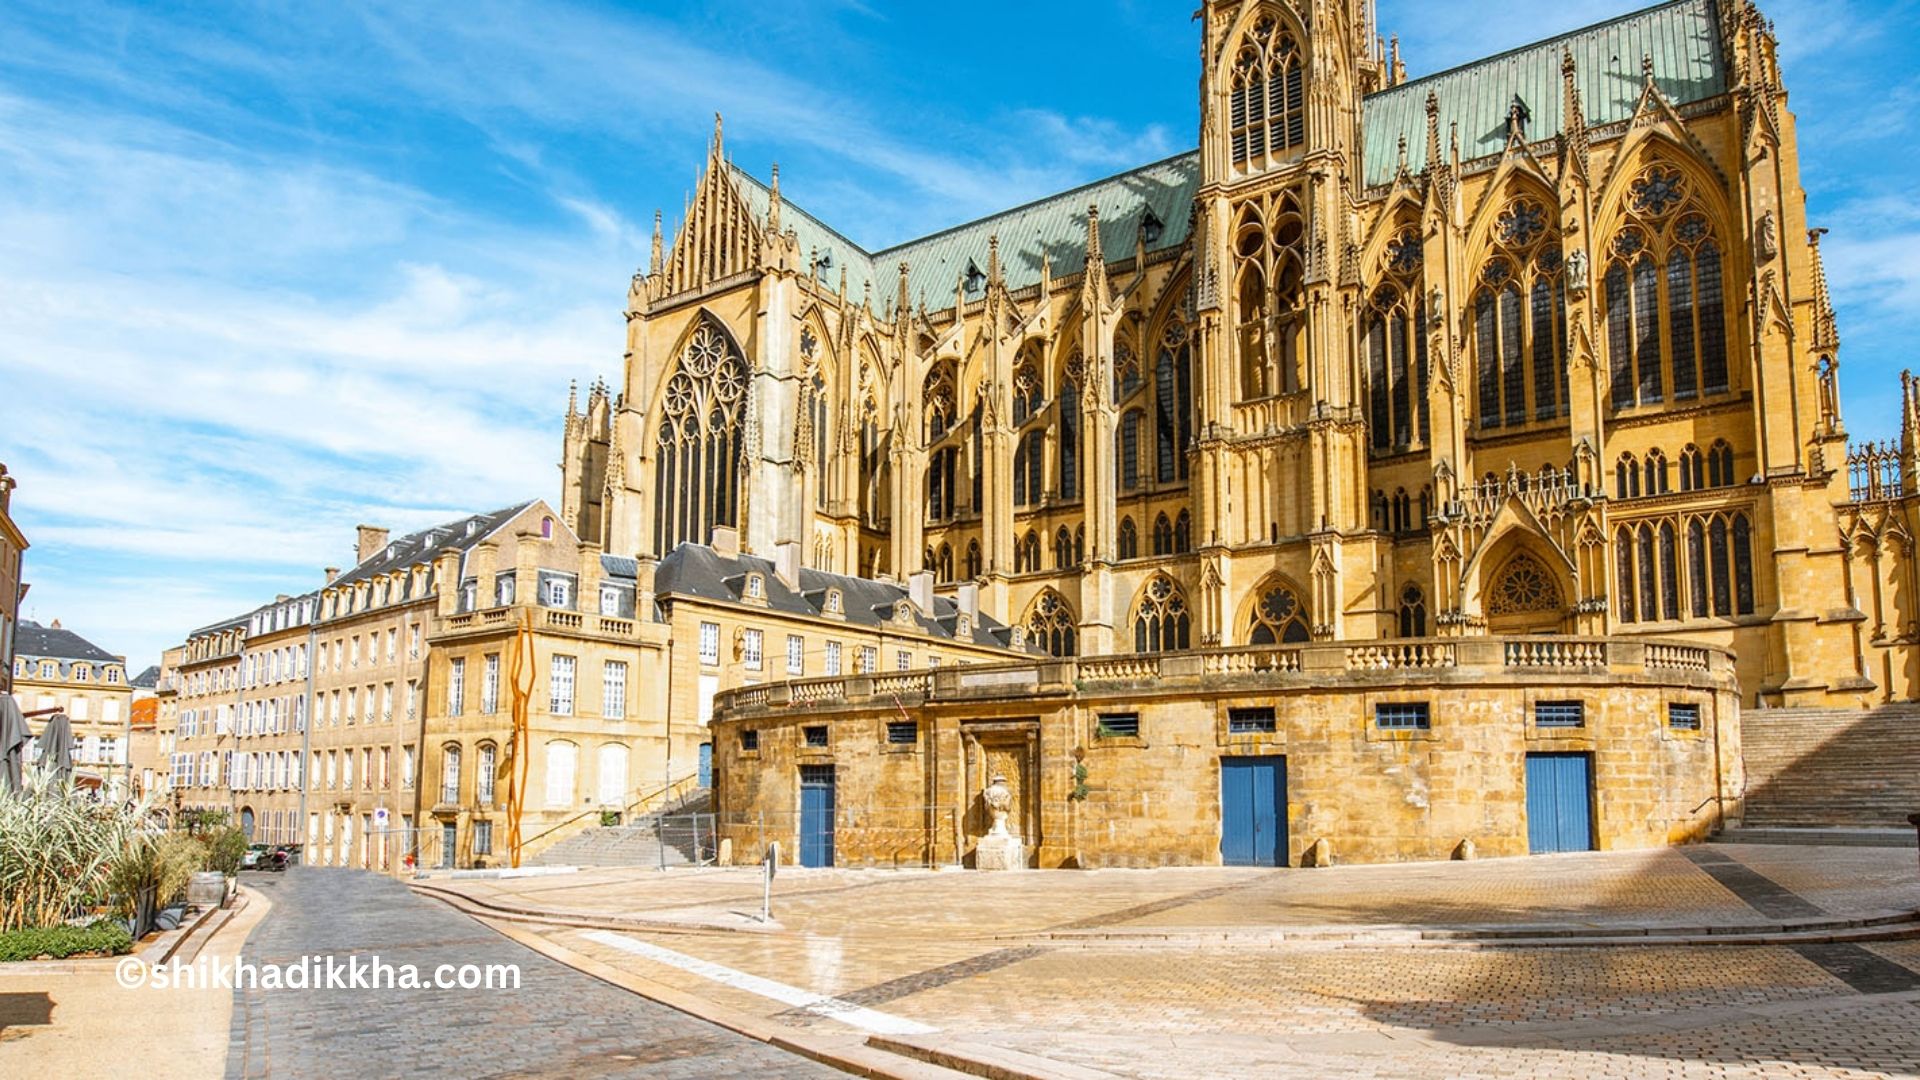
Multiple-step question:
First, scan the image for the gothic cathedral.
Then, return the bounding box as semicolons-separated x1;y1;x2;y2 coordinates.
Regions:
562;0;1914;710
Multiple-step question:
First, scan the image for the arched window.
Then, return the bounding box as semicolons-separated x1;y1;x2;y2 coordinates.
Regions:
1247;582;1310;644
1687;510;1756;617
1708;439;1736;487
1119;409;1144;491
923;361;956;441
596;743;628;807
1074;525;1086;564
440;744;461;805
1118;517;1139;560
1173;510;1192;553
1025;590;1077;658
477;743;496;805
1474;199;1568;430
1113;333;1142;401
1152;513;1174;556
1013;432;1043;507
1644;448;1670;495
1236;196;1305;400
1155;320;1192;482
1398;585;1427;638
1228;14;1305;167
1659;521;1680;620
1015;530;1041;573
544;741;577;809
1366;227;1429;452
1605;168;1731;409
1059;350;1082;499
654;317;747;555
1679;444;1704;491
1616;452;1641;500
1615;527;1637;622
1488;552;1563;619
1133;575;1192;653
937;543;954;583
1011;349;1043;425
965;540;982;579
927;447;958;519
1054;526;1075;570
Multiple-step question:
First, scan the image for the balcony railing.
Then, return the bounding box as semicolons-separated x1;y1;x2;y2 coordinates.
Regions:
712;636;1732;718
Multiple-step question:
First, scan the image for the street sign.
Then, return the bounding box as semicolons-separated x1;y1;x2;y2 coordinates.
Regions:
372;808;389;829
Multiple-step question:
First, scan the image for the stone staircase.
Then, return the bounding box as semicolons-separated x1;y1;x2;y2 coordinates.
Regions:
529;790;713;868
1740;703;1920;829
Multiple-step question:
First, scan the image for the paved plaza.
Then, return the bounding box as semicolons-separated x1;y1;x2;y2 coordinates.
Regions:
228;869;841;1079
422;843;1920;1079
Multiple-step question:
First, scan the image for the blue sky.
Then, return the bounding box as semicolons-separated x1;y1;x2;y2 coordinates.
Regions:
2;0;1915;670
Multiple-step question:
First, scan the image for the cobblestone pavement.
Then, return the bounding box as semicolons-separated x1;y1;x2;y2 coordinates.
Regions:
439;844;1920;1079
227;869;840;1079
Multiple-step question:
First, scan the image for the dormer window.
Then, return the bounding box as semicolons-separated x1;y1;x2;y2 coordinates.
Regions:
1141;208;1164;245
746;574;765;600
73;664;90;682
963;260;985;296
825;589;843;615
495;574;516;607
956;615;971;637
460;580;478;612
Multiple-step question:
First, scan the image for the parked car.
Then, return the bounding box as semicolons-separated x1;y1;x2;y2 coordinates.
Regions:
241;843;272;871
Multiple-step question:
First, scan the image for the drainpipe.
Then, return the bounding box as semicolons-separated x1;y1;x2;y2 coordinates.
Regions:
296;619;316;860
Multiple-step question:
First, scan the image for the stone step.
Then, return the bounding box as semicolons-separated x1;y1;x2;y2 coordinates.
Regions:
1716;826;1917;847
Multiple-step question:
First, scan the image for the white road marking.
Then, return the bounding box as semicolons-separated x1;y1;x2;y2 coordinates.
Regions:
581;930;938;1036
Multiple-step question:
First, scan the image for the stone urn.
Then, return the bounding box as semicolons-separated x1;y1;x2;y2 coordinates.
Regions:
974;773;1025;871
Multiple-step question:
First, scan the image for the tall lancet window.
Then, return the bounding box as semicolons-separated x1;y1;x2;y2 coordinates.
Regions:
654;317;748;555
1228;14;1306;168
1365;227;1430;453
1472;196;1568;431
1604;165;1732;411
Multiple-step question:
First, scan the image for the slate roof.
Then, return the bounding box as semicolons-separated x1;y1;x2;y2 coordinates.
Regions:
725;1;1727;292
1360;0;1727;186
649;543;1024;651
15;620;120;664
183;502;542;642
131;665;160;689
332;502;536;590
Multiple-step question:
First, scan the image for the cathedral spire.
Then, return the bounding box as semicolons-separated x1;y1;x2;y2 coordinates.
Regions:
768;162;782;233
649;210;664;276
1809;227;1839;353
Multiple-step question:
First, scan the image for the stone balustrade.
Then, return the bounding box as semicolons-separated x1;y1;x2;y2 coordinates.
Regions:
712;635;1733;718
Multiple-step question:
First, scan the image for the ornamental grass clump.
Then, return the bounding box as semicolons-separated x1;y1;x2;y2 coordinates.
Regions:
107;833;203;937
0;770;153;933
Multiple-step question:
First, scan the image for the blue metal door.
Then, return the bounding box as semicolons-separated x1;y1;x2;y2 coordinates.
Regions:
1525;752;1595;854
1220;756;1286;866
698;742;712;788
799;765;835;868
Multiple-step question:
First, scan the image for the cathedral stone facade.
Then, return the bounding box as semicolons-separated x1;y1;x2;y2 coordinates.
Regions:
562;1;1915;866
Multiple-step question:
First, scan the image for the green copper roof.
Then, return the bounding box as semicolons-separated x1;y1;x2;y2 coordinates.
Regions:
1361;0;1727;187
730;152;1199;314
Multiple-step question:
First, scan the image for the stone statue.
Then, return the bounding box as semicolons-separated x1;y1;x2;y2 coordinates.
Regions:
983;773;1013;835
974;771;1025;870
1757;211;1778;262
1565;248;1590;295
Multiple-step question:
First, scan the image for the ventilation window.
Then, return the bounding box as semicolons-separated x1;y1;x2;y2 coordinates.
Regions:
1227;707;1277;734
803;725;829;748
1375;702;1431;730
1667;703;1702;730
1096;713;1140;738
1534;701;1586;728
740;729;760;751
886;721;918;745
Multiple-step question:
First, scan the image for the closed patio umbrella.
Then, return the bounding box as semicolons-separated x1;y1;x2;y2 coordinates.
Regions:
37;711;75;787
0;693;26;792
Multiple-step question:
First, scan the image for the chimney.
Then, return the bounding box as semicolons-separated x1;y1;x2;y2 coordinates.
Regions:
51;618;62;630
709;525;739;556
356;525;390;565
324;567;340;584
908;570;934;612
773;541;801;590
955;582;979;630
